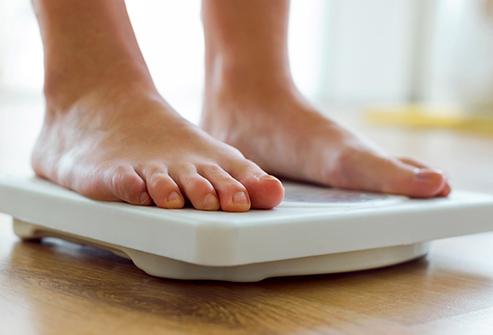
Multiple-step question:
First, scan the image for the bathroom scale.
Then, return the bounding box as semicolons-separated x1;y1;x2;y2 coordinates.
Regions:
1;176;493;282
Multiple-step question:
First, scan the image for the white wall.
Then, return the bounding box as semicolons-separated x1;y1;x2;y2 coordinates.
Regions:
427;0;493;108
320;0;420;104
0;1;43;92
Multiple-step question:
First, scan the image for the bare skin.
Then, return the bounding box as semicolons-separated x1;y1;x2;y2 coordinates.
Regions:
31;0;284;212
32;0;449;215
201;0;451;198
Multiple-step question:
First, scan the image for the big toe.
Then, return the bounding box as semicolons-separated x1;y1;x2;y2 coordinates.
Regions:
399;157;451;197
405;168;447;198
334;150;447;198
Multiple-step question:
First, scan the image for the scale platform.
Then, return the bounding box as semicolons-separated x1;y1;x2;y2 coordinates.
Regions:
1;176;493;282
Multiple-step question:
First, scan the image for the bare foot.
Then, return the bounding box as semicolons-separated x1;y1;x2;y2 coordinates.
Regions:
202;79;450;198
31;0;283;212
32;84;284;211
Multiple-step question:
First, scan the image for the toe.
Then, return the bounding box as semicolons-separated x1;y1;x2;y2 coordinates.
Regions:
198;164;250;212
227;160;284;209
103;165;152;205
172;165;220;211
409;168;447;198
439;182;452;197
333;150;446;198
141;166;185;209
399;157;451;197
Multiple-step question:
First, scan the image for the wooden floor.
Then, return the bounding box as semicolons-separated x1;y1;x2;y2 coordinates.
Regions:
1;96;493;334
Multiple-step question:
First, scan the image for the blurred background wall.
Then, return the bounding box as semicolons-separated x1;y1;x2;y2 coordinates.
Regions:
0;0;492;122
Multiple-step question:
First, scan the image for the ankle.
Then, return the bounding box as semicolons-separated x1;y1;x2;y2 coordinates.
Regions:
43;63;156;115
44;69;159;117
205;53;296;96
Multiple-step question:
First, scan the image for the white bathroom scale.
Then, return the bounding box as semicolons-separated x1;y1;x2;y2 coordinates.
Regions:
1;176;493;282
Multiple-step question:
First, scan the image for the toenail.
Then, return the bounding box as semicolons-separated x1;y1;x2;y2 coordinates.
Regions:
262;175;280;182
233;191;248;205
167;191;181;203
203;193;219;210
416;169;442;181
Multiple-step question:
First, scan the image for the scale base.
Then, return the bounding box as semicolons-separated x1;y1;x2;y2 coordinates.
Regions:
13;219;430;282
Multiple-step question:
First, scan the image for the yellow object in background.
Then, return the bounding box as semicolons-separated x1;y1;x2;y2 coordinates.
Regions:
366;105;493;136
